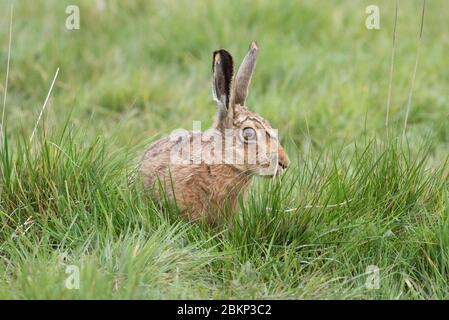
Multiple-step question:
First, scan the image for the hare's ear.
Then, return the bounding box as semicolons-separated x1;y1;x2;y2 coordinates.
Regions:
212;49;234;127
234;41;258;106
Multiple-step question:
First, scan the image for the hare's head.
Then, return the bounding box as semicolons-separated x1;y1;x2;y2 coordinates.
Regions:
211;41;289;176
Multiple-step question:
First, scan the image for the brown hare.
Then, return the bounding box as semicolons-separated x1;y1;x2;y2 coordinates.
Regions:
140;41;289;224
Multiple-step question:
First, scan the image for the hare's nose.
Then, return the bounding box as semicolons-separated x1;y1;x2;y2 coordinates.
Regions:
278;161;288;170
278;146;290;170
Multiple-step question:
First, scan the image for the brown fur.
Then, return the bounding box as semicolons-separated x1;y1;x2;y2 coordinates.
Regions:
139;42;289;224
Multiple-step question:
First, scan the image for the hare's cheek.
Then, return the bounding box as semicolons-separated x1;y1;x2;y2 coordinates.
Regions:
253;150;268;167
253;140;270;165
240;142;254;165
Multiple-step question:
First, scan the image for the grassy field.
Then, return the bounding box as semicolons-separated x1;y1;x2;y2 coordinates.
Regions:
0;0;448;299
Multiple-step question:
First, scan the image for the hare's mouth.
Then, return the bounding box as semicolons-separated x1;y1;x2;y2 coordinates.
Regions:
278;161;288;171
273;165;287;177
254;161;287;177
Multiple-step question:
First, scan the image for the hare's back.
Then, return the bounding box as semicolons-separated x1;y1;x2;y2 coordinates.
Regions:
140;136;177;184
141;137;174;161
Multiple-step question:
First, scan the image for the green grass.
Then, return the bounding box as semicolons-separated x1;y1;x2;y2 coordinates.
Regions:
0;0;448;299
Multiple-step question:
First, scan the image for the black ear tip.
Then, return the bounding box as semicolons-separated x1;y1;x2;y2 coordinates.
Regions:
213;50;229;71
213;50;234;71
218;49;233;58
213;49;233;62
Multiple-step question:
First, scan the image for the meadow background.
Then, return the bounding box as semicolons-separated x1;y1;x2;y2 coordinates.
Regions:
0;0;448;299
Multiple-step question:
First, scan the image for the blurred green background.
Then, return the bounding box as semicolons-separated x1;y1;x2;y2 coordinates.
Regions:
0;0;447;156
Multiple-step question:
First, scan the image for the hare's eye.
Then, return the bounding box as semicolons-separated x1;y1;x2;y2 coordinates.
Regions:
242;127;256;141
